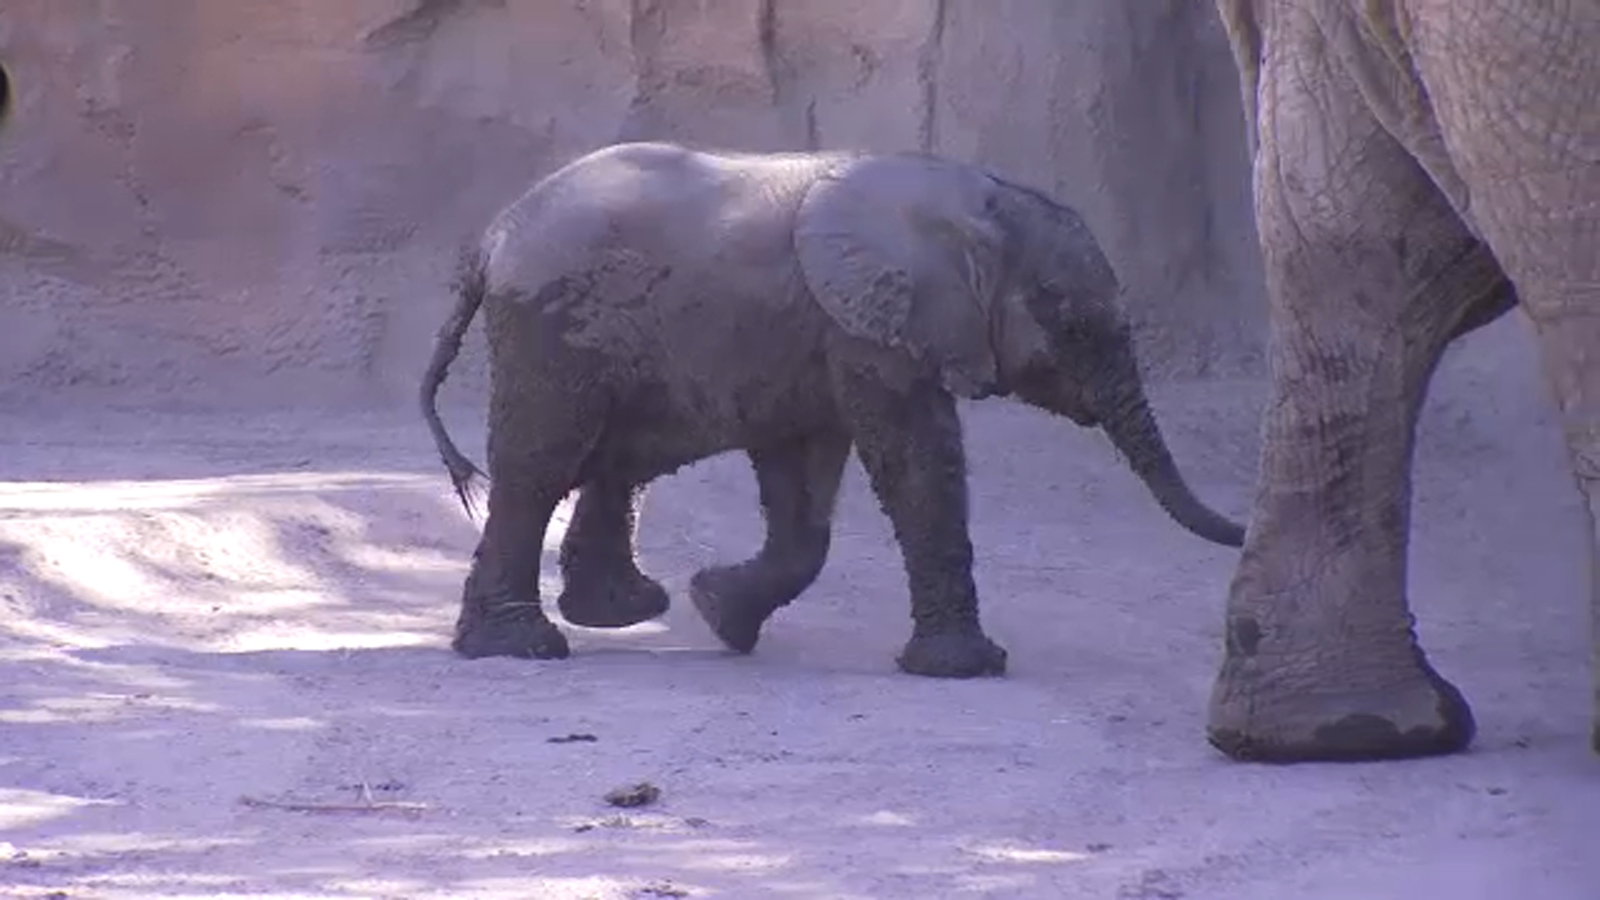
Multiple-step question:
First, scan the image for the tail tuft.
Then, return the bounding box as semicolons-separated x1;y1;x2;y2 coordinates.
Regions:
421;243;493;522
445;449;489;524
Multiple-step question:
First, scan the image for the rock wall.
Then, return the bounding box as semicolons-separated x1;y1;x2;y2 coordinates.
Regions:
0;0;1263;409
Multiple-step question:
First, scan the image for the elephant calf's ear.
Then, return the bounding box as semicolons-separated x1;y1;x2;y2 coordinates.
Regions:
795;159;1005;399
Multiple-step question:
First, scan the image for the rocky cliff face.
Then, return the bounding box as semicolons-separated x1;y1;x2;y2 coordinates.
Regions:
0;0;1262;408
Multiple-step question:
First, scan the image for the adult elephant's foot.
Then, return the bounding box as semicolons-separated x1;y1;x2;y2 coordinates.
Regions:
556;572;670;629
896;629;1007;678
689;565;784;654
1206;646;1475;763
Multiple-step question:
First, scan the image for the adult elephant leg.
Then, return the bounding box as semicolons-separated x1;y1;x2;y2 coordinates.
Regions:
1207;34;1498;761
556;479;670;628
1522;304;1600;756
691;429;851;654
1401;0;1600;752
828;350;1006;678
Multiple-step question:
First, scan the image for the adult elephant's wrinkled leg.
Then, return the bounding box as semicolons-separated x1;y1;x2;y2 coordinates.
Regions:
692;430;851;654
829;356;1005;678
556;479;670;628
1490;249;1600;761
1400;0;1600;755
1526;342;1600;756
1207;44;1494;762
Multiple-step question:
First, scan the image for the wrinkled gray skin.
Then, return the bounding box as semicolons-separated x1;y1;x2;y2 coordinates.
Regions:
421;141;1244;677
1211;0;1599;761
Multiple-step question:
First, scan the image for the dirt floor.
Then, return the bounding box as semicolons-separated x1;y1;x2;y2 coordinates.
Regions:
1;319;1597;899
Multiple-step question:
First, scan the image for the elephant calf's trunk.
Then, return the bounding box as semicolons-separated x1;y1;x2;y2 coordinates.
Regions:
1100;393;1246;548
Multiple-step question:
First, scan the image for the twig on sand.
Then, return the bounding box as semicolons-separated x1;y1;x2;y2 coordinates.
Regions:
238;795;431;816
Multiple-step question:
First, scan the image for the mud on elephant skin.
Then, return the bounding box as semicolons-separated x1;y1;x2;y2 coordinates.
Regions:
1211;0;1600;762
420;140;1245;678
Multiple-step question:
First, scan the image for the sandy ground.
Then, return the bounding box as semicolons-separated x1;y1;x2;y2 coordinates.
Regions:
1;319;1597;899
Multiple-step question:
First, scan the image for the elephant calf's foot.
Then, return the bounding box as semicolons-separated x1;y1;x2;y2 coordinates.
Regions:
1206;649;1475;763
689;566;786;654
896;629;1008;679
452;608;571;661
557;572;670;629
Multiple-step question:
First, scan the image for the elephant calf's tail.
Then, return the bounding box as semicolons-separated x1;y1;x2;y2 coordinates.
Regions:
420;244;491;521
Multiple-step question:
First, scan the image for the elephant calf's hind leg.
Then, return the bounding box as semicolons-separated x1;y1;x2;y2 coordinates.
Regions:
556;479;670;628
454;476;571;660
453;384;604;661
692;431;850;654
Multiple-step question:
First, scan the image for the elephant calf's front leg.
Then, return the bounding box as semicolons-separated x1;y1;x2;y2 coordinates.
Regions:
556;478;670;628
833;363;1006;678
691;431;851;653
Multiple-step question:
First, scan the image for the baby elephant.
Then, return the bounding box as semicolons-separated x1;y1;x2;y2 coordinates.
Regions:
421;140;1244;678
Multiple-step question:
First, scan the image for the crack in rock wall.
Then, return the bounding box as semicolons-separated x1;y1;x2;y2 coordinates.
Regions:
0;0;1264;409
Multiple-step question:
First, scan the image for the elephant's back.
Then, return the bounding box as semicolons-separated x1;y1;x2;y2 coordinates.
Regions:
480;143;851;309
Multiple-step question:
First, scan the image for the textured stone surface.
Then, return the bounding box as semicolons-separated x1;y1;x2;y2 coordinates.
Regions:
0;0;1262;408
